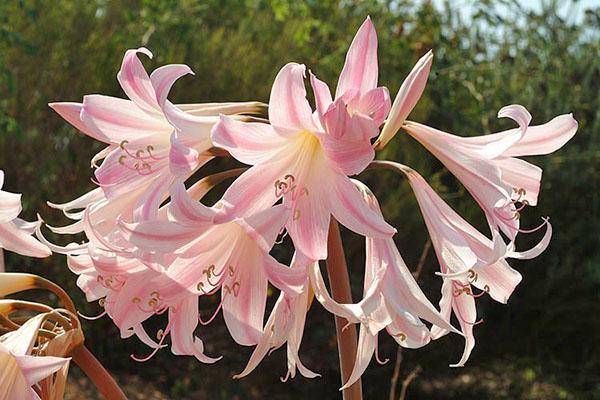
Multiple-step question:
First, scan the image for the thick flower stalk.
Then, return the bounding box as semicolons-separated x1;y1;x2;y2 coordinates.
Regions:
36;15;578;399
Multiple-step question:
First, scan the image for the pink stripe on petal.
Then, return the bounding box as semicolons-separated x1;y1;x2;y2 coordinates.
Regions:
336;16;379;99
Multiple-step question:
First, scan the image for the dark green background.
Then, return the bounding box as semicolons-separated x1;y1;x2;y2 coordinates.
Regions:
1;1;598;399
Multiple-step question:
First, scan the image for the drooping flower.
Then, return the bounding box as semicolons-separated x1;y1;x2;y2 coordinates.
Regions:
403;105;577;239
49;47;264;222
234;254;318;382
306;180;459;388
211;18;398;261
0;170;51;259
387;162;552;366
0;314;70;400
117;182;305;346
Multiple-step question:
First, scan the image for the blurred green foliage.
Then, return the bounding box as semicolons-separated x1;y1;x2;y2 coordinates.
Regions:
0;0;598;399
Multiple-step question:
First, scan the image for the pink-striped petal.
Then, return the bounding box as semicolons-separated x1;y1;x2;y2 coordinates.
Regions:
269;63;314;132
375;50;433;150
336;16;378;98
117;47;161;115
211;116;288;165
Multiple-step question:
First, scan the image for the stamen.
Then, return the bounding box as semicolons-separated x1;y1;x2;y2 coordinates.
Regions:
517;217;550;234
374;337;389;365
293;209;301;220
77;310;107;321
453;302;484;326
280;369;291;383
232;282;241;297
131;322;171;362
393;332;407;341
199;301;223;326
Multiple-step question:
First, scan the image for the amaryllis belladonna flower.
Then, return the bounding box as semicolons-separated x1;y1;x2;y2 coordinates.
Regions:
0;170;51;259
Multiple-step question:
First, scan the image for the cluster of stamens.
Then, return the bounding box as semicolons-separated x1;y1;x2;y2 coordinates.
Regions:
274;174;309;221
117;140;163;176
131;291;167;314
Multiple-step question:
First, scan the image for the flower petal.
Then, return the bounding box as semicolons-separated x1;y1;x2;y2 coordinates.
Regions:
0;222;51;258
309;72;333;120
339;326;376;391
336;17;378;98
14;354;70;387
117;47;161;115
472;259;522;304
170;296;222;363
269;63;314;132
375;50;433;150
330;174;395;240
211;116;288;165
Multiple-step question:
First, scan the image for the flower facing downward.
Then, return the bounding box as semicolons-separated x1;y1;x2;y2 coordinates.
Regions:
211;19;398;261
0;171;51;260
307;180;459;389
395;163;552;366
403;105;577;239
0;315;70;400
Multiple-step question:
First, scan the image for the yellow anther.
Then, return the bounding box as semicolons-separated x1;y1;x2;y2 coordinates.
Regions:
132;297;141;304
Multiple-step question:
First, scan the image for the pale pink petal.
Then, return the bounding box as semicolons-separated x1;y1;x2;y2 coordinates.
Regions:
375;50;433;150
330;174;395;240
214;161;285;223
376;238;458;333
508;219;552;260
494;157;542;206
322;97;379;141
319;134;374;176
168;181;215;225
133;175;172;221
472;259;522;304
14;354;70;386
118;219;200;253
506;114;578;157
0;222;51;258
269;63;315;132
168;133;199;177
309;72;333;119
263;256;307;295
236;204;289;252
211;116;288;165
430;279;453;340
49;102;102;141
222;254;268;346
81;95;170;144
0;190;21;223
149;64;194;108
450;288;477;367
386;313;430;348
339;326;376;390
117;47;161;114
336;16;378;98
170;296;221;363
286;184;331;261
355;86;391;126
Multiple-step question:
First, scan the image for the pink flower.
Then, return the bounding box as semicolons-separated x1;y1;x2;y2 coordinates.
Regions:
0;171;51;259
403;105;577;239
0;314;70;399
211;18;397;260
395;163;552;366
49;48;261;222
306;180;459;388
234;255;318;382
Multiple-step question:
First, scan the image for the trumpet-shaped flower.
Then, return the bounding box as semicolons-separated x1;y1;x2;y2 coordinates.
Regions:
234;255;318;382
116;182;306;346
0;314;70;400
403;105;577;239
306;180;458;389
0;171;51;259
50;47;262;222
211;18;398;260
394;163;552;366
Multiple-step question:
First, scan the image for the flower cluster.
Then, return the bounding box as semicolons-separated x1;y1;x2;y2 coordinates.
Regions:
35;16;577;388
